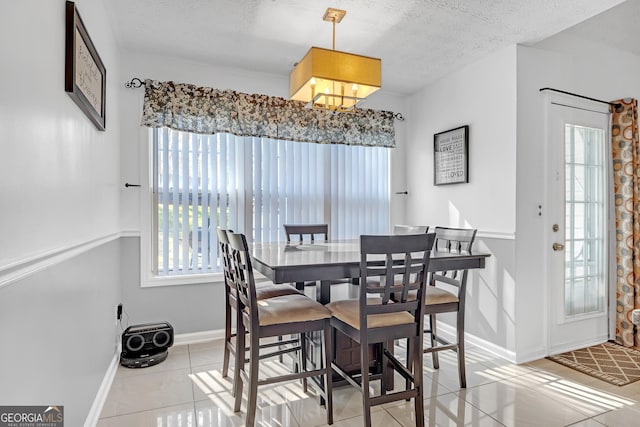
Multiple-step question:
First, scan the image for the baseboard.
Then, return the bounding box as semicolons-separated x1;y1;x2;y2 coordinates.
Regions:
434;321;517;364
84;350;120;427
174;329;225;346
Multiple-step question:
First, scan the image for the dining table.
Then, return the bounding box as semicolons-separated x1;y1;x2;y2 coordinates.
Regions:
250;239;490;304
249;238;491;388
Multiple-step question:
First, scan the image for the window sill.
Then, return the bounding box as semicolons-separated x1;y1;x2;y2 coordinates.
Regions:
141;271;225;288
140;270;269;288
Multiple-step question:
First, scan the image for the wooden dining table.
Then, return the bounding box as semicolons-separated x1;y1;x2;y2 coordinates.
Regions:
250;239;490;304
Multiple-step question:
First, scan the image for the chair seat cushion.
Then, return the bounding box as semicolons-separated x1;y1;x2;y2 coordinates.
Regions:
404;286;459;305
326;298;414;330
425;286;458;305
255;282;301;300
257;294;331;326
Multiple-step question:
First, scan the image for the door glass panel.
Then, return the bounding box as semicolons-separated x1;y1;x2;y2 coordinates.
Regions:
564;124;605;317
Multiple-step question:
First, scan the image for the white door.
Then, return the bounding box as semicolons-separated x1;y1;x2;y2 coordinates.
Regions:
546;101;611;355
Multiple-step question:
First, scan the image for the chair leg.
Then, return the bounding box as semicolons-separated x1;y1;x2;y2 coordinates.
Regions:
300;332;308;393
405;337;412;397
360;336;372;427
430;314;439;369
457;309;467;388
323;323;334;425
246;331;261;426
233;322;245;413
380;341;387;396
412;336;425;427
231;306;243;398
222;300;232;378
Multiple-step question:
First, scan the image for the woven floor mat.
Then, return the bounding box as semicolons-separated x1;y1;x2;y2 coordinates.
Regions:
547;342;640;386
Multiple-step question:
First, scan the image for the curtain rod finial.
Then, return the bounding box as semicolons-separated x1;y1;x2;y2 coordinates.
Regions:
125;78;145;89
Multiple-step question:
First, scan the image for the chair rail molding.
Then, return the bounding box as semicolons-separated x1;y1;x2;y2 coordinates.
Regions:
0;232;121;289
476;230;515;240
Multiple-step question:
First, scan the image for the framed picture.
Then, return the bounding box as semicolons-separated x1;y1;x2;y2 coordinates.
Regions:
65;1;106;131
434;125;469;185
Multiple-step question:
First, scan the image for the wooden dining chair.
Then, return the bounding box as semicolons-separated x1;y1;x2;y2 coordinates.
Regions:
423;226;477;388
284;223;329;244
393;225;429;235
326;233;435;427
217;228;302;397
227;231;333;426
283;224;332;292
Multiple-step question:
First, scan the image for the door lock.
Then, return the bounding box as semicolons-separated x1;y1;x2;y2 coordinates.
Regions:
552;243;565;251
552;224;559;232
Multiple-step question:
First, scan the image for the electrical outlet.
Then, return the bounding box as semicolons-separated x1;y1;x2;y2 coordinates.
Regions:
117;303;123;320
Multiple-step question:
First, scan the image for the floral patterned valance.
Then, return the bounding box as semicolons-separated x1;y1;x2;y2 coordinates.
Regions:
140;80;395;148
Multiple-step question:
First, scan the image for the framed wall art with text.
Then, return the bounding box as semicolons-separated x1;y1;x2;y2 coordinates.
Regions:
65;1;106;131
434;125;469;185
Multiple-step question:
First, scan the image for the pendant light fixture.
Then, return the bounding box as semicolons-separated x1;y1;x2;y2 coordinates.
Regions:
289;7;381;112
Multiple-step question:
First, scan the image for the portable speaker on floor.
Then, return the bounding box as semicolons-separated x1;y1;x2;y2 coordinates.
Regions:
120;321;174;368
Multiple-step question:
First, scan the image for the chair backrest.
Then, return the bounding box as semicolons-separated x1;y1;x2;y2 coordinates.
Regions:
359;233;435;327
226;232;259;323
284;224;329;243
432;226;476;253
216;227;236;301
431;226;477;294
393;225;429;235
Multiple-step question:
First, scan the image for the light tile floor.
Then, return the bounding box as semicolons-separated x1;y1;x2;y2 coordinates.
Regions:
97;338;640;427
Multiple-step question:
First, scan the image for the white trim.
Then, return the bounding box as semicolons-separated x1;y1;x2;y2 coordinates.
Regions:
0;232;121;289
141;272;226;288
475;230;515;240
84;350;120;427
547;335;609;357
434;321;517;364
120;230;141;238
174;329;225;346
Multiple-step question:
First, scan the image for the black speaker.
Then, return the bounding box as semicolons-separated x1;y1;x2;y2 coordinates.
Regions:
120;322;174;368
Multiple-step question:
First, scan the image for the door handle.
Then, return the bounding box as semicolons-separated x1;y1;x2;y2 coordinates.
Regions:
553;243;565;251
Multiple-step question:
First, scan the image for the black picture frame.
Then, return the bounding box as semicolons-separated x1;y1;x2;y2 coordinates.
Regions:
434;125;469;185
65;1;106;131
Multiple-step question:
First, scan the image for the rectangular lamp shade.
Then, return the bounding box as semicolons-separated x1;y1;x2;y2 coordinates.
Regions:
289;47;381;110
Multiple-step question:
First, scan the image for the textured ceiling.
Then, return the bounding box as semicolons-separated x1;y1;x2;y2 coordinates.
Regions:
104;0;628;95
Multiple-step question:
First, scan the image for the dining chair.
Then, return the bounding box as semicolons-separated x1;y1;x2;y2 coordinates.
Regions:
284;223;329;244
393;224;429;235
423;226;477;388
283;224;333;293
227;231;333;426
217;228;302;397
326;233;435;427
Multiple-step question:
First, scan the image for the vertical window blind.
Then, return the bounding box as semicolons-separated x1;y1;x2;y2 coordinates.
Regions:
153;128;390;276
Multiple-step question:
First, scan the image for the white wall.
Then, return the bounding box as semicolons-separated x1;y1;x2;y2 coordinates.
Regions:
404;46;517;235
403;46;518;359
0;1;122;424
117;52;408;333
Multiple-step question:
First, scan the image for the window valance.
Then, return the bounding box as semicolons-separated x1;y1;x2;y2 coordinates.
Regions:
140;79;395;148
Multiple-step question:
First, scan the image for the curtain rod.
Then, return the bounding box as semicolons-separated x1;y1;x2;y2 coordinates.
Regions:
124;77;405;120
539;87;621;108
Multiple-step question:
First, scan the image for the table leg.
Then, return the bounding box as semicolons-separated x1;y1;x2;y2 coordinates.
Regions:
317;280;331;304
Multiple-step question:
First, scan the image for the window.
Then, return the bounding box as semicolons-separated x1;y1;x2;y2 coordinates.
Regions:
151;128;390;278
